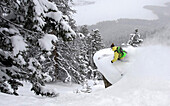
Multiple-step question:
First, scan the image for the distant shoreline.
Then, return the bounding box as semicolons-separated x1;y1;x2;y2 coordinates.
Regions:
87;2;170;46
73;1;170;26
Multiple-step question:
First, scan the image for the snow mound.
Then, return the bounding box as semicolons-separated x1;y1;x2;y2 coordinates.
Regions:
93;46;136;84
1;45;170;106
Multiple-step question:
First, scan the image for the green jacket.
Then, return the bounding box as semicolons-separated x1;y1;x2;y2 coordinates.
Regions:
111;46;127;63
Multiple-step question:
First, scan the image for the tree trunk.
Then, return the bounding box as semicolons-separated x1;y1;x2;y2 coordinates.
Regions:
102;75;112;88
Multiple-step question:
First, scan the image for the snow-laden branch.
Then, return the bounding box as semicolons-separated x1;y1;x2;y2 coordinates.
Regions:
0;16;39;35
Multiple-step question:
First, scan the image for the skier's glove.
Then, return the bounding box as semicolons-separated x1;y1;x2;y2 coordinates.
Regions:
111;61;113;63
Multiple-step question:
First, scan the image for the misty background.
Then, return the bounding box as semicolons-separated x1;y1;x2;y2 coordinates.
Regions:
73;0;170;46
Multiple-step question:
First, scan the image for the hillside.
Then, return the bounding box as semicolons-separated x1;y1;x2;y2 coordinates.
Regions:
88;3;170;46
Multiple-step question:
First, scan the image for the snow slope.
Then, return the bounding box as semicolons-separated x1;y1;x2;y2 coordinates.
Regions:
90;45;170;106
67;45;170;106
93;46;136;84
1;44;170;106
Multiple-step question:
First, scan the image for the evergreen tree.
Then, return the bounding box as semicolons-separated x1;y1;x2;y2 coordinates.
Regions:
79;25;90;36
0;0;105;96
86;29;105;68
78;28;105;79
0;0;76;96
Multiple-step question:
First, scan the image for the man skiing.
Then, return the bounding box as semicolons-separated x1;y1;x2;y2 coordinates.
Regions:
110;43;127;63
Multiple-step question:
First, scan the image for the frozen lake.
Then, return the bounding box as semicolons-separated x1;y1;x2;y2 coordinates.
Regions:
72;0;170;25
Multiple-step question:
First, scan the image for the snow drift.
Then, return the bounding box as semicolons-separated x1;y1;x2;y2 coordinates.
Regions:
1;45;170;106
91;45;170;106
93;46;136;84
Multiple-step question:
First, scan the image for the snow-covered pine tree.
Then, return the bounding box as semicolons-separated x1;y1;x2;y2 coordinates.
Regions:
91;29;105;58
79;27;105;80
55;33;90;84
79;25;90;36
55;39;82;83
0;0;105;96
86;29;105;68
0;0;76;96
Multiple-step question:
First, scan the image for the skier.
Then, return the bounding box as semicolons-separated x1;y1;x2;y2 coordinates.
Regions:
128;29;143;47
110;43;127;63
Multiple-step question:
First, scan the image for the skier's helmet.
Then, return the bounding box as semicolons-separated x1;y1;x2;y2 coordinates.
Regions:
110;43;115;48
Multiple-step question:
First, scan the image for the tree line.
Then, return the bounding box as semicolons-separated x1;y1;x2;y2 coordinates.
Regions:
0;0;105;97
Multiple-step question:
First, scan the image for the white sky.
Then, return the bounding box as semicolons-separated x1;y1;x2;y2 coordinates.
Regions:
72;0;170;25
